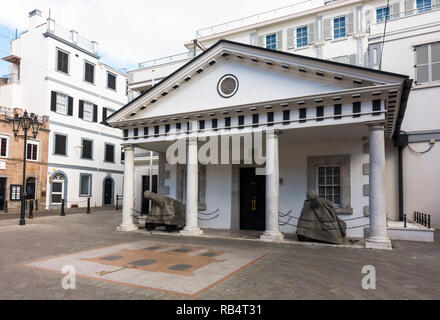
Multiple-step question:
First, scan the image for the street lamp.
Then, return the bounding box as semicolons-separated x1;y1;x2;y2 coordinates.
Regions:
8;111;43;226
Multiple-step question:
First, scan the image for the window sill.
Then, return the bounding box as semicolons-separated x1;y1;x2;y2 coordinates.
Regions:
83;80;96;86
53;153;68;157
331;36;348;43
80;158;94;161
336;207;353;215
294;45;310;51
412;81;440;90
55;69;70;76
106;87;117;92
79;195;91;198
104;160;115;164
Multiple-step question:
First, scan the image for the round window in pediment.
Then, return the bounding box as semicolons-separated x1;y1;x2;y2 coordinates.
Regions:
217;74;239;98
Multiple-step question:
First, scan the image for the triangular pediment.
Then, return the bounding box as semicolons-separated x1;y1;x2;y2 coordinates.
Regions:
108;40;409;126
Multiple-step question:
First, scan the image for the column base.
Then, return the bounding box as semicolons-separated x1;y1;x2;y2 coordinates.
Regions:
117;224;138;232
180;227;204;236
365;237;392;250
260;231;284;242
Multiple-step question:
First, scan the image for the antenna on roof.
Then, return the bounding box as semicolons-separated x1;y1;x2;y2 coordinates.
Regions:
49;9;51;19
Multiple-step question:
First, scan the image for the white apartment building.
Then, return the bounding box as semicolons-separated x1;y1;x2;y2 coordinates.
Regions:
0;9;128;209
125;0;440;231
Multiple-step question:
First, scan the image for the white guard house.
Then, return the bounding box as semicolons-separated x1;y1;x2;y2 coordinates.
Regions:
107;40;412;250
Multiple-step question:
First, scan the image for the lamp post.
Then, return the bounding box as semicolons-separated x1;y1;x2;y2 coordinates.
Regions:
9;111;42;226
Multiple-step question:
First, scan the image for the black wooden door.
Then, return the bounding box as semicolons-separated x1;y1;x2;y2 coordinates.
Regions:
104;178;113;205
142;175;158;215
0;178;5;210
240;167;266;231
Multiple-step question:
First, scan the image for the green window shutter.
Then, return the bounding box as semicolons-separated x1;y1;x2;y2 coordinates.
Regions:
347;12;354;35
324;18;332;40
276;30;283;50
308;22;316;44
256;35;265;47
405;0;414;15
287;28;295;49
392;2;400;19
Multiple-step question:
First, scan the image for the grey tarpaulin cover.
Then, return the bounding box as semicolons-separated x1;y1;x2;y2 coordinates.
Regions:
297;190;347;245
144;190;186;226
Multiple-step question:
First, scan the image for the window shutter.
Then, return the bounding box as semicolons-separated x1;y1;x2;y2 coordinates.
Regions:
249;32;257;45
276;30;283;50
405;0;414;15
93;104;98;122
51;91;57;112
287;28;295;49
392;2;400;19
349;54;357;66
256;35;265;47
347;12;354;35
355;6;363;34
78;100;84;119
365;9;372;30
308;23;316;45
68;96;73;116
324;18;332;40
102;107;108;123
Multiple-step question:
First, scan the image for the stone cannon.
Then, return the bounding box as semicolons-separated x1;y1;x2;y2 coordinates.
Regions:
143;190;186;231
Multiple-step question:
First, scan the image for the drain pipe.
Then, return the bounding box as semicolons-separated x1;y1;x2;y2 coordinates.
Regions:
395;133;408;221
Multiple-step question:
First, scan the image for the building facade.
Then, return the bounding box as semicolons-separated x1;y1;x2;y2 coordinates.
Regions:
0;107;49;212
127;0;440;227
0;9;127;209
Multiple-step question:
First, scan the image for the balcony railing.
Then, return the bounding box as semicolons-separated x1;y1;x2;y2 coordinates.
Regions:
372;3;440;25
195;0;322;38
137;50;202;69
45;19;98;54
1;73;19;84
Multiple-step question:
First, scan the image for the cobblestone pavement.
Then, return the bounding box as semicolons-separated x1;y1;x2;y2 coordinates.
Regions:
0;210;439;300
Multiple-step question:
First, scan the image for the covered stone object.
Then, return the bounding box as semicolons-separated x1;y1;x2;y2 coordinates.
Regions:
144;190;186;229
297;189;346;244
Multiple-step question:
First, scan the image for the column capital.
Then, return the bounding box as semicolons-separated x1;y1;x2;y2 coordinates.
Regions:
367;122;385;131
187;137;198;145
123;144;135;151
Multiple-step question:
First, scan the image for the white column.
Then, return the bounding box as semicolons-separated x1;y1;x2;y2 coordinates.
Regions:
180;137;203;236
366;124;392;250
261;130;284;242
117;145;137;231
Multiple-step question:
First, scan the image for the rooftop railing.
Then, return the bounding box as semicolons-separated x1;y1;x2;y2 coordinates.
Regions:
372;3;440;25
137;49;202;69
195;0;323;38
45;19;98;54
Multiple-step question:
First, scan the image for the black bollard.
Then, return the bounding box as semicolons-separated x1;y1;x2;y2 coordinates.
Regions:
35;200;39;211
404;214;407;228
29;200;34;219
61;199;65;216
428;215;431;229
86;198;91;214
115;195;119;210
4;201;7;213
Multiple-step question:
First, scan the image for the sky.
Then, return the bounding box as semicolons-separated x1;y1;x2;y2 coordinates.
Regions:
0;0;307;76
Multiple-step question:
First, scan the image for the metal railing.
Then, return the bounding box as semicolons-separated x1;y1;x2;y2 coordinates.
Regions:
137;50;202;69
46;20;96;53
372;3;440;25
195;0;322;38
414;211;431;228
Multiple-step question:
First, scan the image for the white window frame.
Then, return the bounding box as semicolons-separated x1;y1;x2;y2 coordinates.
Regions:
56;48;69;74
79;173;92;197
376;6;391;22
56;92;68;115
0;135;9;158
415;42;440;83
417;0;432;13
265;33;277;50
316;165;342;206
333;15;347;40
83;101;93;121
296;25;309;48
84;60;95;84
107;72;117;91
26;140;39;162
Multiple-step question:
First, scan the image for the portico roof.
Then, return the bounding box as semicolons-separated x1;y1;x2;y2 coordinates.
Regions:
107;40;412;139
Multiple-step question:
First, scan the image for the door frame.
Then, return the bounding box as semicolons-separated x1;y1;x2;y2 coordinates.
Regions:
50;170;67;205
102;176;114;205
239;166;266;231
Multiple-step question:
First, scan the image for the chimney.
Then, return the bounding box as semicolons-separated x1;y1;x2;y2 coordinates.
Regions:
28;9;44;29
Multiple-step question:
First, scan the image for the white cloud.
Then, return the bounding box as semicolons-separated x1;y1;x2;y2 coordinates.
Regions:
0;0;305;70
